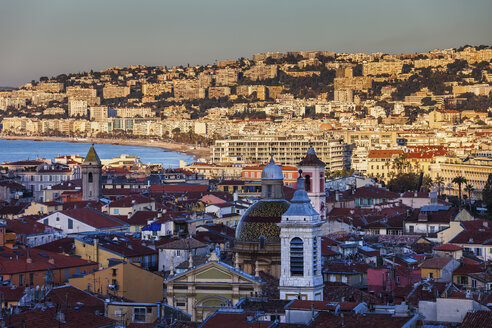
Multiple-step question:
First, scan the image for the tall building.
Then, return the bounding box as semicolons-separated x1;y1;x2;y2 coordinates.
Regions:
68;99;88;117
234;155;290;278
81;145;102;201
278;173;323;300
298;146;326;219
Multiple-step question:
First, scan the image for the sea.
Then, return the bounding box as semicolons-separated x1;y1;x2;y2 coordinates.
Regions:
0;139;194;168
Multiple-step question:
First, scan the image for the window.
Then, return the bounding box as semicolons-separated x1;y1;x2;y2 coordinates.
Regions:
44;219;48;225
305;175;311;192
290;237;304;276
396;276;400;284
68;219;73;230
133;307;146;323
428;272;434;279
472;279;477;289
475;248;482;256
267;185;272;198
88;172;93;183
408;226;414;233
114;209;119;215
29;273;34;286
259;235;265;249
19;274;24;286
430;226;435;233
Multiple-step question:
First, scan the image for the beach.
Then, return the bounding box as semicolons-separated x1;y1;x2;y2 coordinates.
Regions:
0;135;211;161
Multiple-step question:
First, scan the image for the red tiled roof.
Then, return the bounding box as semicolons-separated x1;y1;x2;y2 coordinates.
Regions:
58;208;127;229
450;230;492;245
6;219;61;235
0;248;95;275
45;285;104;314
286;300;359;311
461;311;492;328
200;311;271;328
7;307;114;328
109;195;154;208
150;184;208;192
127;210;161;225
420;257;452;269
433;243;462;251
0;286;25;301
34;237;75;254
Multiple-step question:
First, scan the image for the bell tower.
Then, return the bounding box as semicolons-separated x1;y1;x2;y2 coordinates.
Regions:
81;144;102;201
298;145;326;219
278;171;323;301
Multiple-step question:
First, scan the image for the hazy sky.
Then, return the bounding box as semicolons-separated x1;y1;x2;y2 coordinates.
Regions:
1;0;491;87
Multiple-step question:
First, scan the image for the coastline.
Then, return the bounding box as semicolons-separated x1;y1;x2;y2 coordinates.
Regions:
0;135;211;161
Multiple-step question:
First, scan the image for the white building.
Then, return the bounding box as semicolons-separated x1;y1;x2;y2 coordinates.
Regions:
278;175;323;301
68;99;88;117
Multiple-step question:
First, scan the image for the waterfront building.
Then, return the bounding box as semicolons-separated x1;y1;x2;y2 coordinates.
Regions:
212;135;350;170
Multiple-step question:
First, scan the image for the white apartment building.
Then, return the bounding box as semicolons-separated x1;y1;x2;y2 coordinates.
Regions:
212;135;351;170
68;99;88;117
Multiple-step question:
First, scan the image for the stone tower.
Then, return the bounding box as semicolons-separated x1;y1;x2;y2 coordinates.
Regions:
298;145;326;219
81;144;102;201
278;172;323;301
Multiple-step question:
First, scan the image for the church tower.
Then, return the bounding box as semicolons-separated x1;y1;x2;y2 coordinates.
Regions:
298;145;326;219
278;171;323;300
81;144;102;201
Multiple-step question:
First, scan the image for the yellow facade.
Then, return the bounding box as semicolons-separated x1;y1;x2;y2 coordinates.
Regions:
420;267;442;280
69;262;164;303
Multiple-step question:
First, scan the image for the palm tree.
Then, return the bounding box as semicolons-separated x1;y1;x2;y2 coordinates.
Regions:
464;184;474;204
434;176;444;197
452;176;468;207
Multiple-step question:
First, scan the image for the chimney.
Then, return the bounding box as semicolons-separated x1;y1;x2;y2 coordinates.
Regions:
335;191;340;202
26;257;32;264
233;191;238;202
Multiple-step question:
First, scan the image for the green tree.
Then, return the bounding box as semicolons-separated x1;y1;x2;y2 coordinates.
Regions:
482;173;492;215
452;176;468;207
434;175;444;197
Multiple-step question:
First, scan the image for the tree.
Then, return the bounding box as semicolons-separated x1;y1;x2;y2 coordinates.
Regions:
452;176;468;207
434;175;444;196
483;173;492;215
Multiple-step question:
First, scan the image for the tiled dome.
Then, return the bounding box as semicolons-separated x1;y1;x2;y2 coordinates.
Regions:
235;200;290;243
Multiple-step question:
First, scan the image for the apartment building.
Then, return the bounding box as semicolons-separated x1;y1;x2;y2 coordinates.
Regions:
215;68;238;86
33;82;64;93
142;82;172;96
212;135;350;170
68;99;88;117
114;107;152;118
103;85;131;99
334;89;354;102
208;86;231;99
334;77;372;90
363;61;403;76
431;156;492;200
66;86;97;98
244;64;278;81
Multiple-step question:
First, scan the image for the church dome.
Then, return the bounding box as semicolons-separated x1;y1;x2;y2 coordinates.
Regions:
235;199;291;243
261;155;283;180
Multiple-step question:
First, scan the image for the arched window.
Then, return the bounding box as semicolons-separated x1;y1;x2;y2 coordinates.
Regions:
88;172;93;183
290;237;304;276
267;185;272;198
305;175;311;192
259;235;265;249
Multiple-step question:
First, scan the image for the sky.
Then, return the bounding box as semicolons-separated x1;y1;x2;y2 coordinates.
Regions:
1;0;491;87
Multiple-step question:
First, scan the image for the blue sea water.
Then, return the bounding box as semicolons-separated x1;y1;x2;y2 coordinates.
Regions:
0;139;194;168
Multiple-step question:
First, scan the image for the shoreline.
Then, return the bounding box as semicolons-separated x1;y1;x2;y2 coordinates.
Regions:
0;135;211;161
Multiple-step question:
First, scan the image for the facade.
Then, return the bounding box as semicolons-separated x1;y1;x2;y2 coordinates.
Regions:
68;99;88;117
81;145;102;201
278;175;323;301
165;254;263;321
69;262;164;303
212;136;350;170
